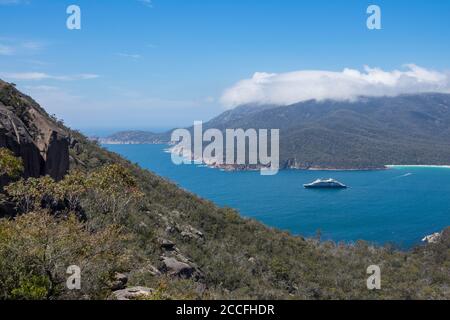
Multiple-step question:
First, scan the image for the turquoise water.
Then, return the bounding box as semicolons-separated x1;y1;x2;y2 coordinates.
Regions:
105;144;450;248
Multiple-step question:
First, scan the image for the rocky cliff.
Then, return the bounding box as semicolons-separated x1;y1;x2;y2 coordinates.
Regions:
0;80;69;185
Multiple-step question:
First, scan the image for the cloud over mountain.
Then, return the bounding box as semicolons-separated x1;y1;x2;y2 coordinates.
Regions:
221;65;450;108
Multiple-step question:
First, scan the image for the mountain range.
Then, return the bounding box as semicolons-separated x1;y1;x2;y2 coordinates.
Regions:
101;94;450;170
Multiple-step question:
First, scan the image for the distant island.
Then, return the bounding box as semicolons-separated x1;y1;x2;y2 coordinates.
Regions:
98;130;168;145
99;93;450;171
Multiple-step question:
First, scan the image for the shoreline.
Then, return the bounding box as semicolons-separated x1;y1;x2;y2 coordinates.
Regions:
102;143;450;171
386;164;450;169
298;166;386;171
302;165;450;171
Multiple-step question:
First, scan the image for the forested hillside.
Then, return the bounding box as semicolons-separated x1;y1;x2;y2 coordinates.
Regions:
105;94;450;170
203;94;450;169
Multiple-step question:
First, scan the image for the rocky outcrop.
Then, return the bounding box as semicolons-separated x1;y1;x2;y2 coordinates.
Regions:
0;80;69;185
160;257;196;279
181;225;204;241
422;232;442;244
112;286;154;300
159;249;204;280
158;238;176;251
155;211;205;243
109;273;129;291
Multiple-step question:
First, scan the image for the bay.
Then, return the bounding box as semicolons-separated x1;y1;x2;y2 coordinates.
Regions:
104;144;450;249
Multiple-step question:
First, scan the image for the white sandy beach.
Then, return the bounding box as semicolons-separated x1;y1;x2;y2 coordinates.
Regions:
386;165;450;169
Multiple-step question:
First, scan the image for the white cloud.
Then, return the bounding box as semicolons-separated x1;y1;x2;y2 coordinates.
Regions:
0;0;31;6
0;39;45;56
221;64;450;108
116;53;142;59
21;41;44;51
137;0;152;8
0;0;26;4
0;72;99;81
77;74;100;80
0;44;14;55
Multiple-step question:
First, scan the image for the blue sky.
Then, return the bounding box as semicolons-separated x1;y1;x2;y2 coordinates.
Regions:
1;0;450;135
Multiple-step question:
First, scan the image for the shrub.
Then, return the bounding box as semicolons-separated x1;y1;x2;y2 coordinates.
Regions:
0;148;23;179
0;211;132;300
4;176;56;213
84;164;144;225
54;169;88;212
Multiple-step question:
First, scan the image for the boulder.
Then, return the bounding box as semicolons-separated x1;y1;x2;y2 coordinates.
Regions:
109;273;128;291
112;286;154;300
147;264;162;276
160;257;195;279
422;232;442;244
159;238;176;251
180;225;204;241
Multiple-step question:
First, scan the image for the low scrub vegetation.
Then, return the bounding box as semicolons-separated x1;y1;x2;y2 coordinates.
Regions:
0;211;131;299
0;137;449;300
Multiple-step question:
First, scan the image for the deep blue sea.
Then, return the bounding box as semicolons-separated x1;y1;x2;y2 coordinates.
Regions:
104;144;450;249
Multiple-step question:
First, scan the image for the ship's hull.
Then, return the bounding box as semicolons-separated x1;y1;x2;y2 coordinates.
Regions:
304;184;347;189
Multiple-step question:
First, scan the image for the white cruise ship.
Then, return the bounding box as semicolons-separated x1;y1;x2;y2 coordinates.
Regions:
304;178;347;189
